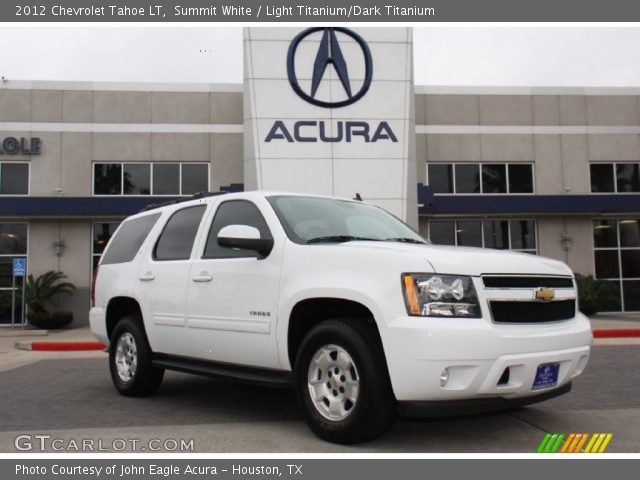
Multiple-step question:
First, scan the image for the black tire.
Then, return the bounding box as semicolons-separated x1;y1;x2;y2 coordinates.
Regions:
294;319;396;444
109;316;164;397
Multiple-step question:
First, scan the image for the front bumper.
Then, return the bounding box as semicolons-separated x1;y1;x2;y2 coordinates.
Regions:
382;312;592;402
398;382;572;418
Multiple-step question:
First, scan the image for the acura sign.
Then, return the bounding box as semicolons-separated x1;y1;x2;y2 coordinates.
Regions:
266;27;397;144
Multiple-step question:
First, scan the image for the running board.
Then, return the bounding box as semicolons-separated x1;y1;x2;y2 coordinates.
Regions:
152;355;293;388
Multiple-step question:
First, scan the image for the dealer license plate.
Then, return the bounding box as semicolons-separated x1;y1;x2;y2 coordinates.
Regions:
532;363;559;390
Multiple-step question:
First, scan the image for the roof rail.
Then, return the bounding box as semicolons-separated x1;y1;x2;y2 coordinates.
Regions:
139;191;227;212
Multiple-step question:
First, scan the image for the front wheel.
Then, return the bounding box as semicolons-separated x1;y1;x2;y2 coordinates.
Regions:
294;319;396;444
109;316;164;397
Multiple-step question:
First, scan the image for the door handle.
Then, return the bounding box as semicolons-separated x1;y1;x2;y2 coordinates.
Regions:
138;272;155;281
192;273;213;283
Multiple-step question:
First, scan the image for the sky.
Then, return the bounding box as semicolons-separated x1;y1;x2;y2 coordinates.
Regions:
0;26;639;86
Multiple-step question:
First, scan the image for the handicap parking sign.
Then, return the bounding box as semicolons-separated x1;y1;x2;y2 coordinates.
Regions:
12;258;26;277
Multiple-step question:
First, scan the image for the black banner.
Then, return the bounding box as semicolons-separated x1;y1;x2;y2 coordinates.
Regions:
4;0;640;22
3;459;640;480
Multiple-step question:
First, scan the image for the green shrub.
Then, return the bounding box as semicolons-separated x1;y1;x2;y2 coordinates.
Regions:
575;274;618;316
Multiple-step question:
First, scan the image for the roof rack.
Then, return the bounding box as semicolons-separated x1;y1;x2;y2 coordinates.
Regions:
139;191;227;212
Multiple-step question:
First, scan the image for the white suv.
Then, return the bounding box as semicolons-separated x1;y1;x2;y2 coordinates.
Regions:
90;191;592;444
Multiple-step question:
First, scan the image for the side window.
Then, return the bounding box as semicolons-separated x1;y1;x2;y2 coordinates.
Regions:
101;213;160;265
203;200;272;259
154;206;206;261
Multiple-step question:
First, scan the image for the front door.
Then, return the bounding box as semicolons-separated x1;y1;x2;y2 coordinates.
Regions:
186;199;282;369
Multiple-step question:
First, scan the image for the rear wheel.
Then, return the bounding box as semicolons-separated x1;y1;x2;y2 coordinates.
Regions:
294;319;396;444
109;316;164;396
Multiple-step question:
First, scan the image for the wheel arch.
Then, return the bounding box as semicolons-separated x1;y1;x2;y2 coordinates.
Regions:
105;296;145;341
285;296;387;371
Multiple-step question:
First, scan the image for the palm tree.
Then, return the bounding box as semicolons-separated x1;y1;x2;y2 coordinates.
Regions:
25;271;76;315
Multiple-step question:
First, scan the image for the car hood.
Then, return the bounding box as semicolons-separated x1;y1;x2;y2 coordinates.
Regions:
334;241;573;277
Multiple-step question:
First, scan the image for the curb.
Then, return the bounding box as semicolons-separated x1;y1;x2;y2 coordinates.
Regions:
0;329;48;338
593;329;640;339
17;341;106;351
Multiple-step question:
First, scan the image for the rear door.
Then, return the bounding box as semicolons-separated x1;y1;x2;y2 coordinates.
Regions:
186;199;282;368
136;204;208;356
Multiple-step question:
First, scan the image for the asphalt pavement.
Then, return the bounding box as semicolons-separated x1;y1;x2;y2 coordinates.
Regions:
0;345;637;453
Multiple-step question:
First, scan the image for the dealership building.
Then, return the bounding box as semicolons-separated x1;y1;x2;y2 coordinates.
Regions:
1;27;639;325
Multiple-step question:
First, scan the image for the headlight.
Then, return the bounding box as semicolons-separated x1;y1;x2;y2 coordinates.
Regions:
402;273;481;318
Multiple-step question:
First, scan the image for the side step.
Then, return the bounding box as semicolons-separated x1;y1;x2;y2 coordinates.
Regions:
152;355;293;389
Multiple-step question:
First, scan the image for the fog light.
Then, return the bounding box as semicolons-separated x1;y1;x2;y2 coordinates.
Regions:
440;368;449;387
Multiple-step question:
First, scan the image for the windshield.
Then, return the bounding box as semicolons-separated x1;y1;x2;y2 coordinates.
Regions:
267;196;427;245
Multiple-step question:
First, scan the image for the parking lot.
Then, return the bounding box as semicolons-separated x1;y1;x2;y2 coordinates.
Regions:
0;344;638;453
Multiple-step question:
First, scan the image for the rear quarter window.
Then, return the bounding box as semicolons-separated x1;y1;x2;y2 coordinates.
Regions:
100;213;161;265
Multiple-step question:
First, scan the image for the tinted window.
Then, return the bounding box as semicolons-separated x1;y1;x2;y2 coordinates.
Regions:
595;250;619;278
510;220;536;250
153;164;180;195
0;223;27;254
593;220;618;248
429;221;455;245
204;201;271;259
93;223;120;254
621;250;640;278
455;164;480;193
94;164;122;195
427;164;453;194
482;164;507;193
456;221;482;247
181;164;209;195
590;164;615;192
619;219;640;247
1;163;29;194
154;206;206;261
616;164;640;192
101;213;160;265
623;281;640;311
483;220;509;249
123;164;151;195
508;164;534;193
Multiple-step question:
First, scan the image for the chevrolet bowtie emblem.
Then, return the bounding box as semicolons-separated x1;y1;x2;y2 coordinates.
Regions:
534;287;555;302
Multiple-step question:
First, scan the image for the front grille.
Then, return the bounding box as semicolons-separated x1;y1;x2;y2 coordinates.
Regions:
483;276;574;289
490;300;575;323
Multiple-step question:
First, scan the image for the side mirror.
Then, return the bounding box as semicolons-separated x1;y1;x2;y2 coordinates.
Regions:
217;225;274;258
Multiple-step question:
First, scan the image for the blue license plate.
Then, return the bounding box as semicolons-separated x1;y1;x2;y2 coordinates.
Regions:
532;363;559;390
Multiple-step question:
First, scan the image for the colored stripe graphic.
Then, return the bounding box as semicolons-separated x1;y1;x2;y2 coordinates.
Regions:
539;433;613;453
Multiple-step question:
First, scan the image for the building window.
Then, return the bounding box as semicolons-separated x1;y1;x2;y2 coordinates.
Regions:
92;222;121;273
427;163;534;194
428;219;537;254
0;223;28;324
590;163;640;193
93;163;209;196
593;219;640;312
0;162;29;195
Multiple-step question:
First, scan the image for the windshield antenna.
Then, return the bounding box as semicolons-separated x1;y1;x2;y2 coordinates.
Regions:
353;193;363;201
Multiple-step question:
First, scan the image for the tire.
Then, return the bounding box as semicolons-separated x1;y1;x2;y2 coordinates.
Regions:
109;316;164;397
294;319;396;444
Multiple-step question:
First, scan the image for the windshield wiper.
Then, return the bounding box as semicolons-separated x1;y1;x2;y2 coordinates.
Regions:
384;237;427;244
306;235;381;244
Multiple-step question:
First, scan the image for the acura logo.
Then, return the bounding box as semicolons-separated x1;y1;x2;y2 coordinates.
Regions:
287;27;373;108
